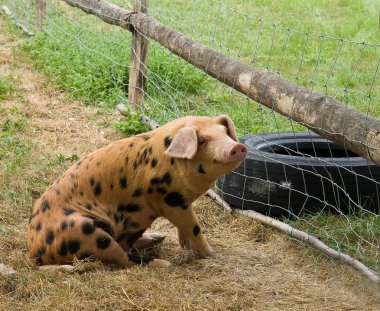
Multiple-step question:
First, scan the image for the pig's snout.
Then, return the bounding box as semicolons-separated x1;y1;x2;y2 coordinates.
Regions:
223;143;247;163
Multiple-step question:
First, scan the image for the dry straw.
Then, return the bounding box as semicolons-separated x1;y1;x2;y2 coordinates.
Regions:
207;189;380;284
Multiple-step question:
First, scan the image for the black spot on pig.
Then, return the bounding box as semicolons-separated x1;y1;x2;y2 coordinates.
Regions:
156;187;167;195
164;192;188;209
118;203;141;213
119;177;128;189
114;213;123;223
193;225;200;236
63;208;74;216
41;200;50;213
93;181;102;196
96;236;111;250
68;239;80;253
198;165;206;174
151;173;171;186
160;172;171;185
61;221;68;231
37;246;46;257
84;215;114;237
164;136;172;148
59;241;68;256
35;222;42;231
132;188;143;197
151;177;160;185
46;230;55;245
126;204;141;212
81;221;95;235
79;251;93;261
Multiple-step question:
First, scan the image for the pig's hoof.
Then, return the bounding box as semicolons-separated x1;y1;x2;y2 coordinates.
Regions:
194;246;215;258
133;232;166;250
146;233;166;244
149;259;171;268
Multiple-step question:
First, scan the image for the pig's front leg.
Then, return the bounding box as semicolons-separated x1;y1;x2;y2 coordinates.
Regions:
164;205;214;257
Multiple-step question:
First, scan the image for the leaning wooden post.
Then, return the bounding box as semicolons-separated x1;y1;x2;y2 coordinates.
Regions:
128;0;149;109
35;0;47;30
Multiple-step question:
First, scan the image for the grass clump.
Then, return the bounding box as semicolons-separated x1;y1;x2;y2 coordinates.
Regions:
22;22;129;108
0;75;15;101
20;6;208;115
114;106;150;136
289;211;380;273
0;116;30;193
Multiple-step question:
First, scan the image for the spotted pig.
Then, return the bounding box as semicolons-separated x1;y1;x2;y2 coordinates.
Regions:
27;115;247;268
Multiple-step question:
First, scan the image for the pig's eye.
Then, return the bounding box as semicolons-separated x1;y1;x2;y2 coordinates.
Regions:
198;137;208;146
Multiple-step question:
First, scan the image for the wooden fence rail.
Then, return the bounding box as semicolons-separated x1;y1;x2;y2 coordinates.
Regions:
61;0;380;166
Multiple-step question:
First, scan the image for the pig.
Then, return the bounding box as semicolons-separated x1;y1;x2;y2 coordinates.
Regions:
26;115;247;268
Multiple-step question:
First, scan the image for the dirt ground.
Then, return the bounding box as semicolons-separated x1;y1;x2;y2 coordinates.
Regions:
0;18;379;310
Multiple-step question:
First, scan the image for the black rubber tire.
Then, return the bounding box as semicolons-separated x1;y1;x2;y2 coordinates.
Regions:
217;132;380;216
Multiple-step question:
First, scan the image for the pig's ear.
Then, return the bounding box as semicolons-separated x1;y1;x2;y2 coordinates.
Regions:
165;126;198;159
216;115;238;142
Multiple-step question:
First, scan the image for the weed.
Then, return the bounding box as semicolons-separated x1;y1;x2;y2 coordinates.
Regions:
114;106;150;136
0;118;29;160
0;75;15;101
50;153;80;166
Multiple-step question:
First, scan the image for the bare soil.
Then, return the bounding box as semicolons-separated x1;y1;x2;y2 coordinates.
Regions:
0;18;379;310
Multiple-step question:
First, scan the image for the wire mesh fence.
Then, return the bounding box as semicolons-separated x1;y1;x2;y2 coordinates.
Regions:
2;0;379;278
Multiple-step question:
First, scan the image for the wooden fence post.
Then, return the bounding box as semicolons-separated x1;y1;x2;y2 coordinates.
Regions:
35;0;46;30
128;0;149;109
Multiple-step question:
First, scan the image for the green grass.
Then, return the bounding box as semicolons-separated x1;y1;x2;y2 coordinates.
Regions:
0;113;30;179
10;0;377;136
0;75;28;173
147;0;380;111
289;211;380;272
0;75;16;101
0;113;33;220
4;0;376;137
